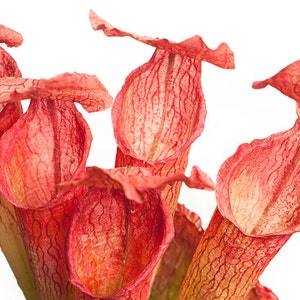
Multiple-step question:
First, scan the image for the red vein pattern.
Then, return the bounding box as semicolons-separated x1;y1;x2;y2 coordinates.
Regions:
0;97;93;298
245;281;279;300
68;188;174;299
89;10;234;69
179;61;300;299
0;25;22;138
15;188;85;299
0;24;23;47
90;11;228;213
66;164;214;205
178;209;290;299
0;25;37;299
0;100;92;209
253;60;300;107
2;13;298;300
217;120;299;236
114;147;191;213
64;164;210;299
0;73;113;112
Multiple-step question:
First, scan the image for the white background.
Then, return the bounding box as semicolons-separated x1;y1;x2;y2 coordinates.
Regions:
0;1;299;299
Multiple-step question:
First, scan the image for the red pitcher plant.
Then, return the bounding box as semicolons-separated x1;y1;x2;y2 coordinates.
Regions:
0;10;299;300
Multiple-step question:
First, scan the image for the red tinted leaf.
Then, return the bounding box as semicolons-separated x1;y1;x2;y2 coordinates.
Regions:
150;204;203;299
0;30;35;299
0;44;23;137
0;47;22;77
0;96;92;298
178;209;290;299
15;187;86;299
90;12;226;213
0;72;112;112
0;99;92;209
0;34;23;136
253;60;300;107
115;147;192;213
89;11;234;68
0;24;23;47
68;188;174;298
112;49;206;163
245;281;279;300
180;93;298;298
65;166;210;298
216;120;299;236
65;165;214;204
90;11;234;162
111;43;233;163
0;102;22;138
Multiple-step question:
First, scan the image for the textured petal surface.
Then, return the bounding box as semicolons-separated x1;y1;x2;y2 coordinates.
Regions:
0;93;93;298
0;37;22;135
15;187;86;299
0;101;22;136
90;11;234;163
150;204;203;300
115;147;191;213
245;281;279;300
178;209;290;300
66;165;214;204
0;99;92;209
65;165;211;298
0;47;22;77
252;60;300;106
0;31;36;299
216;120;299;235
90;11;234;68
0;24;23;47
68;188;174;298
91;12;226;215
180;70;299;298
0;72;113;112
112;48;206;163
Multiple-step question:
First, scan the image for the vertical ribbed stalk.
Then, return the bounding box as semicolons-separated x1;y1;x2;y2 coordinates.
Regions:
15;192;81;300
178;209;290;300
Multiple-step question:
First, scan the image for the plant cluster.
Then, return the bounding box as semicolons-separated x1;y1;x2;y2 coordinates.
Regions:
0;10;299;300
